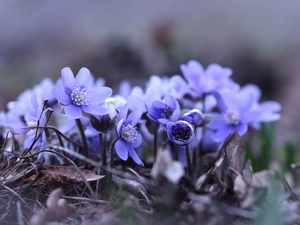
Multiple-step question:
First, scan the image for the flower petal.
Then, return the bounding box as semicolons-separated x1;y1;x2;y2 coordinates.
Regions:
131;131;142;148
125;110;142;126
51;86;72;105
242;110;262;123
81;104;108;116
75;67;91;87
211;125;235;142
61;67;75;95
206;113;226;129
115;139;129;161
127;145;144;166
128;95;147;112
65;104;82;118
88;87;113;104
236;123;248;136
117;103;129;123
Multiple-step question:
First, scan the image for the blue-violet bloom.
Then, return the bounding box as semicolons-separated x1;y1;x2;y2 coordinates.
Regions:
181;109;205;127
115;104;144;166
180;60;239;95
51;67;112;119
207;91;262;142
167;120;195;146
23;95;47;150
147;95;181;125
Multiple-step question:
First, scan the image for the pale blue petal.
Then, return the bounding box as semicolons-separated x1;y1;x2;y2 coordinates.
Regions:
206;64;232;79
125;110;142;126
131;131;142;148
75;67;91;87
65;104;82;118
211;125;235;142
61;67;75;95
115;139;128;161
51;86;72;105
127;145;144;166
242;110;262;123
127;95;147;112
88;87;112;104
206;113;226;129
81;105;108;116
117;103;129;123
236;123;248;136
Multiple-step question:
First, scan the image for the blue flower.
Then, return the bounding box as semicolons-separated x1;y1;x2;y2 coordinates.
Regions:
180;60;239;95
147;95;181;125
181;109;205;127
167;120;195;146
23;95;47;150
115;104;144;166
238;84;281;129
207;91;262;142
51;67;112;119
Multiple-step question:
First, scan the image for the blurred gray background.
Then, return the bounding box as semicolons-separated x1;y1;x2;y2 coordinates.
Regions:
0;0;299;146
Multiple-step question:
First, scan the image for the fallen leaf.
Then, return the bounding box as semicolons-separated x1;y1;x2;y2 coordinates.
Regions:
224;132;246;176
25;165;104;184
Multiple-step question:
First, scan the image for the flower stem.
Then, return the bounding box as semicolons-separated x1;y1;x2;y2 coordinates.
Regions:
185;145;193;179
110;138;119;168
152;122;158;161
75;119;89;167
100;133;107;167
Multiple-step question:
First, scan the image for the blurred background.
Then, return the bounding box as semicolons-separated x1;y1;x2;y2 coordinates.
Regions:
0;0;299;149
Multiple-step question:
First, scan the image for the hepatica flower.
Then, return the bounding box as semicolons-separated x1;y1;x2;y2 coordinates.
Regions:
147;95;180;125
115;104;144;166
180;60;239;95
181;109;205;127
167;120;195;146
23;95;47;150
207;91;262;142
52;67;112;119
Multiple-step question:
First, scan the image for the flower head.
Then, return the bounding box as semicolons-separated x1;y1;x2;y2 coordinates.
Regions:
115;104;144;166
167;120;195;146
23;95;47;150
207;90;262;142
51;67;112;119
180;60;239;95
181;109;205;127
147;95;181;125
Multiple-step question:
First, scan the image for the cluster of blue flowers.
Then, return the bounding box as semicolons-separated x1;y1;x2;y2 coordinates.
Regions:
0;60;281;167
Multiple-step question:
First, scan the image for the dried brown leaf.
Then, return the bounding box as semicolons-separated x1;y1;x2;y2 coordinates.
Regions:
224;132;246;176
25;165;104;184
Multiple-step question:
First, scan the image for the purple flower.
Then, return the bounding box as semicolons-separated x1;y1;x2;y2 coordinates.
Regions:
238;84;281;129
181;109;205;127
167;120;195;146
147;95;181;125
180;60;239;95
51;67;112;119
23;95;47;150
115;104;144;166
207;91;262;142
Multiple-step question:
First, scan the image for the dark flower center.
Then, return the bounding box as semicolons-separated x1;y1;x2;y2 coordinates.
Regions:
172;123;193;142
160;106;174;119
